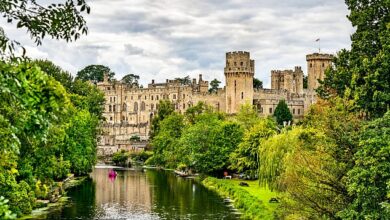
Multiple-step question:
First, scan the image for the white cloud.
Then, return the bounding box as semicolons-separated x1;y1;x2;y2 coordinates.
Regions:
0;0;354;87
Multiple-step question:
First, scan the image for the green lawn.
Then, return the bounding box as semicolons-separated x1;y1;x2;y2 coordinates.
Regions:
221;179;279;213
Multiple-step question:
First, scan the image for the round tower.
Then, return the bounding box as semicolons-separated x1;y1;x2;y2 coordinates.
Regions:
306;53;333;91
224;51;254;114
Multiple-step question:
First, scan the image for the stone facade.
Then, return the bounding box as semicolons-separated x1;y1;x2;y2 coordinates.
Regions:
96;51;332;156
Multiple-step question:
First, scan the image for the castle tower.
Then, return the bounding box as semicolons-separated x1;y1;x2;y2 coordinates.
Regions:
306;53;333;91
224;51;254;114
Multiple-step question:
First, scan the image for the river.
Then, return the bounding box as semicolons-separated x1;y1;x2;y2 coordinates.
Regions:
43;167;239;219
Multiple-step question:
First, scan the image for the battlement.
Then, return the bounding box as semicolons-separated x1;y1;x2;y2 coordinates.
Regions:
226;51;250;59
306;53;333;61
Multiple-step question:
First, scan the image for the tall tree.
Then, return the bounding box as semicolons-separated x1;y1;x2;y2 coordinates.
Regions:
122;74;140;87
273;100;293;125
303;75;308;89
76;65;115;83
317;0;390;118
32;59;73;90
253;78;263;89
149;100;175;139
0;0;90;57
174;75;191;85
209;78;221;93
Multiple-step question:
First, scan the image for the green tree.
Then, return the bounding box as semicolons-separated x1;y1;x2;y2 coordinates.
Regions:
32;59;73;90
317;0;390;118
273;100;293;125
111;150;129;166
303;75;308;89
230;118;276;178
76;65;115;83
149;100;175;139
235;103;260;130
208;78;221;93
174;75;191;85
253;78;263;89
340;111;390;219
0;196;16;219
122;74;140;87
0;0;90;57
150;113;184;167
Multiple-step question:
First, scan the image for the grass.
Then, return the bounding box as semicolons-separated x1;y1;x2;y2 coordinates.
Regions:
202;177;279;219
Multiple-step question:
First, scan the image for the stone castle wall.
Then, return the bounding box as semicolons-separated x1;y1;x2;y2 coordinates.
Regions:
96;51;332;156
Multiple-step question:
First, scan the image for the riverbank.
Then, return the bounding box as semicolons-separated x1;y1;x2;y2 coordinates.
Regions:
202;177;278;220
20;176;88;219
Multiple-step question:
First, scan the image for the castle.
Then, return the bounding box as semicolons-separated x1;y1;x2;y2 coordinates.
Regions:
96;51;333;155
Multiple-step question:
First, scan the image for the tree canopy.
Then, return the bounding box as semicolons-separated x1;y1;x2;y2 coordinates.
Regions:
273;100;293;125
253;78;263;89
0;0;90;58
76;65;115;83
122;74;140;87
209;78;221;93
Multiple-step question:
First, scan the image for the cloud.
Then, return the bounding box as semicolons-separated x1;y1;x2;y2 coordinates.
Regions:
0;0;354;87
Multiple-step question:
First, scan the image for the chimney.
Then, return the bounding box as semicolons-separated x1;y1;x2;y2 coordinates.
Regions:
192;78;196;84
199;74;203;82
152;79;155;84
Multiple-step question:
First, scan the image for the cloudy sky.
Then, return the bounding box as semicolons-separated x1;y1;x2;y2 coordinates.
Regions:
1;0;354;88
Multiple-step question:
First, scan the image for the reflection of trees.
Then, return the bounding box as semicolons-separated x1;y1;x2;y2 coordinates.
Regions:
146;170;235;219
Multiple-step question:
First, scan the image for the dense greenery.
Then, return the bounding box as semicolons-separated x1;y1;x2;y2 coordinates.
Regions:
253;78;263;89
0;61;103;216
122;74;140;87
318;0;389;118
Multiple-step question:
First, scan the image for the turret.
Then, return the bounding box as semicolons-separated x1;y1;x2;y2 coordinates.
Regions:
224;51;254;114
306;53;333;91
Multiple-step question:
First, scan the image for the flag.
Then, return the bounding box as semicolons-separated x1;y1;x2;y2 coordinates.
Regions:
315;38;320;42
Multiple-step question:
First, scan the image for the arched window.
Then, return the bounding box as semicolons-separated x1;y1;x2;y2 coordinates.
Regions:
109;105;112;112
151;95;154;100
134;102;138;112
123;103;127;111
113;105;116;112
241;92;244;99
156;95;159;100
141;101;146;111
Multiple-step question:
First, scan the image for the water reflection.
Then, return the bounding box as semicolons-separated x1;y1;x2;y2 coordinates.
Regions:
47;168;238;219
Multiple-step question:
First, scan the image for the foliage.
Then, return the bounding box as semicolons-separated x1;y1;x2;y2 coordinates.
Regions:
122;74;139;87
174;75;191;85
111;150;129;166
150;100;175;139
209;78;221;93
0;196;16;219
230;118;277;178
339;111;390;219
303;75;308;89
178;113;243;174
0;0;90;58
273;100;292;125
76;65;115;83
202;177;272;220
130;151;153;163
235;103;260;130
130;135;141;142
317;0;390;118
32;60;73;90
151;113;184;167
253;78;263;89
184;101;216;124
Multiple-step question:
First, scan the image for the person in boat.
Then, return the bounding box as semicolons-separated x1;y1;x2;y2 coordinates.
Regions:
108;169;117;181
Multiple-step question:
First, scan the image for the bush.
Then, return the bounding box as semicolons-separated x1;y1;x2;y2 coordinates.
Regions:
111;150;129;166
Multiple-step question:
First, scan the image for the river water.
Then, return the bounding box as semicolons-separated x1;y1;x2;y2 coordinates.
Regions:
45;167;239;219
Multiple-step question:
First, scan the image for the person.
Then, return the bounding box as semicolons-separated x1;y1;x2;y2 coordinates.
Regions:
108;169;117;181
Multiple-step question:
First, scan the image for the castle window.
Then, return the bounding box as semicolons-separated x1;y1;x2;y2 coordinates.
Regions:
131;96;133;100
183;94;185;99
141;101;145;111
134;102;138;112
298;109;301;115
107;87;110;91
122;116;125;121
109;105;112;112
151;95;154;100
114;97;116;102
322;63;325;67
269;108;272;114
293;108;295;114
113;105;116;112
234;80;237;93
234;62;237;66
240;61;243;66
151;104;154;111
241;92;244;99
110;97;112;102
138;95;141;100
123;103;127;111
183;103;185;109
110;117;113;121
145;95;147;100
156;104;159;110
173;94;176;99
310;63;313;68
156;95;159;100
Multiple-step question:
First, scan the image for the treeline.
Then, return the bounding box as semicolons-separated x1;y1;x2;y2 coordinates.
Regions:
0;60;105;216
